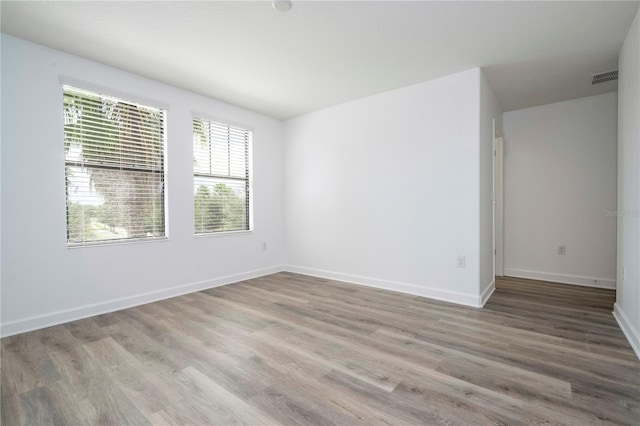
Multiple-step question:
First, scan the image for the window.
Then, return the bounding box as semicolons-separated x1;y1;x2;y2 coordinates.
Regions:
63;86;166;246
193;117;252;234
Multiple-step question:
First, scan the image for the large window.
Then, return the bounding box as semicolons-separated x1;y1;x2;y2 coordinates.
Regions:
193;117;252;234
63;86;166;246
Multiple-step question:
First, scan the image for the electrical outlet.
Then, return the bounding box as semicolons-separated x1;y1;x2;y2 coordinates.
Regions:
557;245;566;255
457;256;466;268
623;267;626;283
261;242;267;251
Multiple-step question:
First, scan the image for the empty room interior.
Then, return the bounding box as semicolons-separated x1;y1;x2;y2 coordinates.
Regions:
2;1;640;425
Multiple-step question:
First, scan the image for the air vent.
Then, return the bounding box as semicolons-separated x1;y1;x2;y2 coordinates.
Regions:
591;70;618;85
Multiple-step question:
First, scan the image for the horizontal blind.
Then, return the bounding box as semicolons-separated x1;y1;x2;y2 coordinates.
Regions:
193;117;251;234
64;86;166;245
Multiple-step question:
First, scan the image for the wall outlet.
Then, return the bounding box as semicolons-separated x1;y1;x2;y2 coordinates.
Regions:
623;267;626;283
557;245;566;255
457;256;466;268
261;242;267;251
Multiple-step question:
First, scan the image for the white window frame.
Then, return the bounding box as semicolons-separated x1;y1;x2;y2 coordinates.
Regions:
192;114;253;236
63;83;168;247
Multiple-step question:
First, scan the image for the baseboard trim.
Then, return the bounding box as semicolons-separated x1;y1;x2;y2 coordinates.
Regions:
480;279;495;307
285;265;484;308
503;268;615;289
0;265;285;338
613;303;640;361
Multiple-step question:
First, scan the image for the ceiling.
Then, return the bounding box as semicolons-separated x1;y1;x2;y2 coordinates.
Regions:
1;1;638;120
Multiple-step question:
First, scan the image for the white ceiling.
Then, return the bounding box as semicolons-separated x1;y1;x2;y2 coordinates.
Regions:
1;1;638;120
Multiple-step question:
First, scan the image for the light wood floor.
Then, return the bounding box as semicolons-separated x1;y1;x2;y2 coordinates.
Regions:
2;273;639;425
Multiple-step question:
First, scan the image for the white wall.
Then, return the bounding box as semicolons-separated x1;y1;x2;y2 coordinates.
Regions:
614;9;640;359
503;93;618;288
284;68;488;306
0;35;285;336
479;70;503;300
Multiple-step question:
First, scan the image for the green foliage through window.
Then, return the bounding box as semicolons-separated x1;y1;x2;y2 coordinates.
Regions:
64;86;166;245
193;118;251;234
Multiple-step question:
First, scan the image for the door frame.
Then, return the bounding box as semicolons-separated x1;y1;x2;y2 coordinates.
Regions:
493;120;505;277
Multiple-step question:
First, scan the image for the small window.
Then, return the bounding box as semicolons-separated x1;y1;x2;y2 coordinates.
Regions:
63;86;166;246
193;117;252;234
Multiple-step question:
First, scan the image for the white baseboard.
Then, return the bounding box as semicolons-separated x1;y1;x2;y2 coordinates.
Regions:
285;265;485;308
480;279;495;307
503;268;615;289
0;265;285;338
613;303;640;361
0;265;500;337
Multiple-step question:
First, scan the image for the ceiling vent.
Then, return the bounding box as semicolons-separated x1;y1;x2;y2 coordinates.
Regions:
591;70;618;85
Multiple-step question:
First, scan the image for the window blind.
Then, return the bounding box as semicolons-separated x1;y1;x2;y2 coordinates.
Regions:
63;86;166;245
193;117;252;234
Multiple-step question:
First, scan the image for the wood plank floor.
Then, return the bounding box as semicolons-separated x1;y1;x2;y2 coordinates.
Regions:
2;273;639;425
